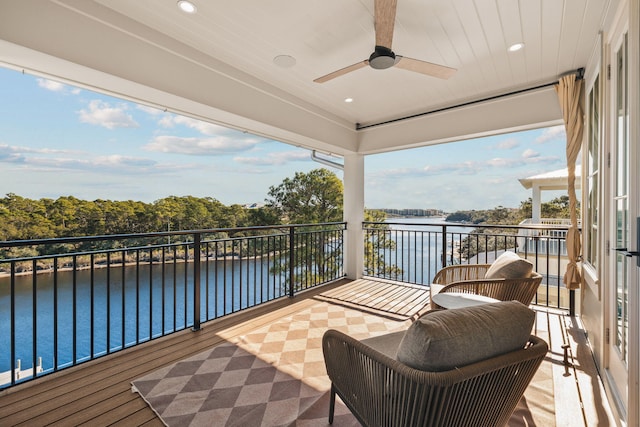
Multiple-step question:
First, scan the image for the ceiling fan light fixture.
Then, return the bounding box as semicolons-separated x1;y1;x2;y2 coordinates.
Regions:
368;46;396;70
177;1;197;14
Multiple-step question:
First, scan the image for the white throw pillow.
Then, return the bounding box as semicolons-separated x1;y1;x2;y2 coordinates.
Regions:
484;251;533;279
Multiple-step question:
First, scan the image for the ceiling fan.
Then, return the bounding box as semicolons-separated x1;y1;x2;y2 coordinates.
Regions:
314;0;456;83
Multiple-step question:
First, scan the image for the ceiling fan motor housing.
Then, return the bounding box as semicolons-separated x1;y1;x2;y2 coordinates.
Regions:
369;46;396;69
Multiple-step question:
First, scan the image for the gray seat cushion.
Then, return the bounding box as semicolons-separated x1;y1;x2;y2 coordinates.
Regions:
484;251;533;279
395;301;535;372
361;330;406;359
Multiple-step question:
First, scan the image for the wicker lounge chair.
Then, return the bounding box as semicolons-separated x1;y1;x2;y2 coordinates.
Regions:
322;302;548;427
430;264;543;309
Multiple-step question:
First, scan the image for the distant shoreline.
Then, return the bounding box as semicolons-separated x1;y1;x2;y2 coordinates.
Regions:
0;253;264;280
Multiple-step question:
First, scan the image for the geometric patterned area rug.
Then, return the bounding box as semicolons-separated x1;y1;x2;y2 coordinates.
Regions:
132;300;411;426
132;296;555;426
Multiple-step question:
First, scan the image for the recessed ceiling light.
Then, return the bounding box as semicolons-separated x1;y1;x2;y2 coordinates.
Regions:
344;98;354;103
177;1;197;14
273;55;296;68
508;42;524;52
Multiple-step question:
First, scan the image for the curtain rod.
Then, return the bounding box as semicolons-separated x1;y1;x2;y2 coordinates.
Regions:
355;68;584;131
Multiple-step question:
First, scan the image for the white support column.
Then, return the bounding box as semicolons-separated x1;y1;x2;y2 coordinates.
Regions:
343;153;365;280
532;184;542;223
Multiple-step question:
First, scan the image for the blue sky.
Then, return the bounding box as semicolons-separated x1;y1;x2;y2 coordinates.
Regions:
0;66;568;212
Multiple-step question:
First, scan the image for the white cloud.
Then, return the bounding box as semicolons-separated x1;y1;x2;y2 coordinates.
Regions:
37;78;81;95
0;151;25;163
492;138;520;150
78;100;139;129
37;78;66;92
486;158;513;167
234;151;310;165
137;104;165;115
92;155;157;168
158;115;230;136
26;154;189;175
144;135;260;155
374;154;560;180
522;148;540;158
535;125;565;144
0;143;79;164
0;143;189;175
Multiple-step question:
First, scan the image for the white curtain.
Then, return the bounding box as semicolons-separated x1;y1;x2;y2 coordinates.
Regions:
555;74;584;290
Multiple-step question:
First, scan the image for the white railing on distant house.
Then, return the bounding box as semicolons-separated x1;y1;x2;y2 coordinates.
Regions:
517;218;581;257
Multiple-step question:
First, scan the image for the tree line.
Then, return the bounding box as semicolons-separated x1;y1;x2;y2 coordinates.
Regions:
0;193;271;241
445;195;576;225
0;169;361;242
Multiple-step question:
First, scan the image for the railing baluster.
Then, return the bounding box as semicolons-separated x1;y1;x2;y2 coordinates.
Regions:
32;259;38;380
193;233;201;331
205;241;210;320
214;241;219;319
72;255;77;366
121;249;126;350
135;249;140;344
10;261;16;385
53;258;58;371
149;248;153;339
106;252;111;355
90;254;94;360
183;243;188;329
289;226;295;298
161;247;166;334
441;225;447;268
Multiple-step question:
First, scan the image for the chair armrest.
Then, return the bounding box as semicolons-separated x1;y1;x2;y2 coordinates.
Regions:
432;264;491;285
322;329;412;426
435;272;543;306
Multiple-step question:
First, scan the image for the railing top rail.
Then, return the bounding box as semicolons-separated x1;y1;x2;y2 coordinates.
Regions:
0;222;347;248
363;221;579;232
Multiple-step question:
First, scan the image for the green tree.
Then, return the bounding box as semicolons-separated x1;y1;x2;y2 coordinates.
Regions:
518;196;575;220
266;169;344;290
363;209;401;277
266;168;343;223
0;193;54;240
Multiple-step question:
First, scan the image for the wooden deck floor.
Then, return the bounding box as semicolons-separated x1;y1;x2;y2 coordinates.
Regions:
0;278;617;426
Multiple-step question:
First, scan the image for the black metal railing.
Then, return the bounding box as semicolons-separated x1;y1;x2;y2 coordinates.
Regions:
364;221;575;312
0;222;345;389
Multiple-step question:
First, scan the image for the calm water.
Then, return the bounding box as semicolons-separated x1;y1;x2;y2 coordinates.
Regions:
380;217;474;283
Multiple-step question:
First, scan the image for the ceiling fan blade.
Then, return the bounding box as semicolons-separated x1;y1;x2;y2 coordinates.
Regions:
375;0;398;49
313;60;369;83
395;56;457;79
